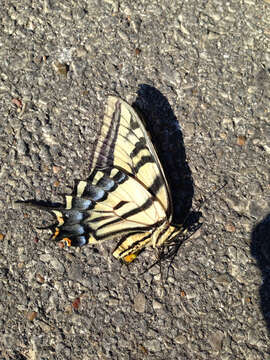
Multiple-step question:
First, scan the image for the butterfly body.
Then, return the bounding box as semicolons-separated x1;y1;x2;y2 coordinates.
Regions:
21;96;183;263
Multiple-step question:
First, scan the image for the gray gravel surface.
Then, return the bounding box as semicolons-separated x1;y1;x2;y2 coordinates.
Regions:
0;0;270;359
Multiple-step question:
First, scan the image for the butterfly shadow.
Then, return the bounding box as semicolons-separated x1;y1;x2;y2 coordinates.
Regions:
133;84;196;226
251;213;270;334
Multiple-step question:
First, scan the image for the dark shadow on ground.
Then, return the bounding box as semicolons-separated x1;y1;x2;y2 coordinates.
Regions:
251;214;270;333
133;84;194;225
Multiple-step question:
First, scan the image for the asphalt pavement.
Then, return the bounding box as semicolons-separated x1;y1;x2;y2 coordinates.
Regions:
0;0;269;359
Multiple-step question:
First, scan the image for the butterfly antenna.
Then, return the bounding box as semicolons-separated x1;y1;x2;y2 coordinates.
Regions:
196;180;227;212
139;258;160;276
162;181;227;276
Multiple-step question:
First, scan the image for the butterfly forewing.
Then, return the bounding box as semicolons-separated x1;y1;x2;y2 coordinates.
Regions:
91;96;172;220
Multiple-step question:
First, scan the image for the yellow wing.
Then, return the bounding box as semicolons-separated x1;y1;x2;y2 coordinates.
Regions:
90;96;173;220
51;168;169;260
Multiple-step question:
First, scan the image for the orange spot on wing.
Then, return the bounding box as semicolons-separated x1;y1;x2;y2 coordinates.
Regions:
63;238;72;247
123;253;137;263
52;228;60;239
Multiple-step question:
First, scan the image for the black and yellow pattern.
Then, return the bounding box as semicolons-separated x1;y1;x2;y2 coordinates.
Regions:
23;97;183;262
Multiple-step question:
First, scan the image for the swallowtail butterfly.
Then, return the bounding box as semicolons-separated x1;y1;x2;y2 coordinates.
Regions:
21;97;184;263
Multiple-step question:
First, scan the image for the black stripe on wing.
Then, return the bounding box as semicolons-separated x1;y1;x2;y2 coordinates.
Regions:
90;98;154;171
93;225;155;241
130;137;147;158
102;100;122;168
114;232;153;258
95;198;154;232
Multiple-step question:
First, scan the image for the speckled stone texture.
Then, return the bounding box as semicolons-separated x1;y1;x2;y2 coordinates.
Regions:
0;0;269;359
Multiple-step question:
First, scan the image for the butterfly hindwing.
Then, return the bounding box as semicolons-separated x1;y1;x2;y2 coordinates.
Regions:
51;168;168;254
